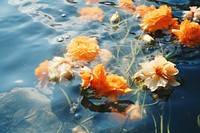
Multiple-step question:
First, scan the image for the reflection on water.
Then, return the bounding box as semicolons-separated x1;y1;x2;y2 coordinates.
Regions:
1;0;200;132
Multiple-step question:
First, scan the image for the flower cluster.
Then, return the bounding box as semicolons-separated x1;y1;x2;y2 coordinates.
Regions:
33;2;200;119
133;56;180;92
35;36;101;86
135;4;200;47
79;64;132;101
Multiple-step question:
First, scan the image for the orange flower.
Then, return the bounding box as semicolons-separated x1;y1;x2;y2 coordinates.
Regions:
117;0;135;14
77;7;104;21
66;36;99;61
90;64;108;94
106;74;132;101
79;71;92;89
79;64;132;101
35;60;49;86
133;56;180;91
134;5;156;18
140;5;178;32
171;19;200;47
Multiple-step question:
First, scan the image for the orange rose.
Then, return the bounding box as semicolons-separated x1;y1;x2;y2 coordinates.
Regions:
79;71;92;89
106;74;132;101
140;5;178;32
171;19;200;47
79;64;132;101
90;64;108;94
134;5;156;18
66;36;99;61
77;7;104;21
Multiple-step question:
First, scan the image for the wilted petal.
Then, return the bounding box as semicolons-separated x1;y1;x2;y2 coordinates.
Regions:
77;7;104;22
145;75;168;91
99;49;112;65
169;79;180;86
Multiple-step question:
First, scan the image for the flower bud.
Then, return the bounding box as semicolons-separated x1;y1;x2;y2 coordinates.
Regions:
110;12;120;23
142;34;155;44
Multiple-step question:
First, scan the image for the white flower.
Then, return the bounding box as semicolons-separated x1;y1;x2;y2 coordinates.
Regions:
194;8;200;21
183;6;200;21
133;56;180;91
48;57;75;83
183;11;193;19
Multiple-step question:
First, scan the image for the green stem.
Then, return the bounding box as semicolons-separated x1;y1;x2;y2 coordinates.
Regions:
160;115;163;133
59;87;72;108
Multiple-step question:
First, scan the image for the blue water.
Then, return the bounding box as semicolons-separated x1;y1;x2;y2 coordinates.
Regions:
1;0;200;132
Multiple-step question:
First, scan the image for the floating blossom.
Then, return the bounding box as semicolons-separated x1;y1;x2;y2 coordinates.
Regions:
35;60;49;87
77;7;104;21
66;36;99;61
99;49;113;65
183;6;200;21
133;56;180;92
117;0;135;14
105;74;132;101
48;57;75;83
194;8;200;21
183;6;197;19
140;5;178;32
172;19;200;47
79;64;132;101
134;5;156;18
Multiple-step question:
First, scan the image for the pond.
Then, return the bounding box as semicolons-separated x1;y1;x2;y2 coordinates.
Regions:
1;0;200;133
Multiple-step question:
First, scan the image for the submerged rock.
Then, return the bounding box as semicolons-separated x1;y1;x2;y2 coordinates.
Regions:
0;87;61;133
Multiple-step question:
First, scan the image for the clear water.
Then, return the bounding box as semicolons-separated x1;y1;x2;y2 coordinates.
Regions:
1;0;200;132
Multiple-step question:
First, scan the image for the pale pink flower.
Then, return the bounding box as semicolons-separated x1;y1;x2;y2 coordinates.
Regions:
183;6;200;21
48;57;75;83
194;8;200;21
133;56;180;91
